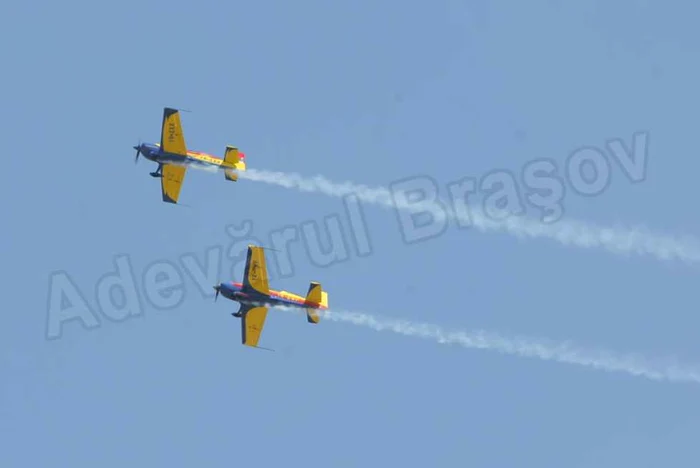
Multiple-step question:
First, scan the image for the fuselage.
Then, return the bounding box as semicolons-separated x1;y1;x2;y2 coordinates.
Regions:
136;142;235;169
218;281;328;310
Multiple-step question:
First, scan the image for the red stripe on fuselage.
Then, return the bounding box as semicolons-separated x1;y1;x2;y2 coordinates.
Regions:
188;149;245;160
230;282;323;308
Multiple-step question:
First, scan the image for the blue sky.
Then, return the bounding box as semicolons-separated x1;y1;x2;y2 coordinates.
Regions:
3;0;700;466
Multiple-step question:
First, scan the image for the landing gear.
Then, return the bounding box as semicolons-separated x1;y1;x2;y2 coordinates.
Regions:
150;164;163;178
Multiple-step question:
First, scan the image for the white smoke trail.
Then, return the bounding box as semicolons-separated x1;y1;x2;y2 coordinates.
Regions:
293;307;700;385
238;169;700;264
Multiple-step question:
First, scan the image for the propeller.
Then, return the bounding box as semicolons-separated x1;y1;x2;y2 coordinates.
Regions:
133;140;142;164
213;284;221;301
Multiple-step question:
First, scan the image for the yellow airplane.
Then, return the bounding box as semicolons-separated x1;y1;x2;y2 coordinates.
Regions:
133;107;247;204
213;245;329;349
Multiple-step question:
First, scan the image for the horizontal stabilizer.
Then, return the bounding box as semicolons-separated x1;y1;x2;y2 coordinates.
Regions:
223;145;246;171
224;169;238;181
306;308;321;324
305;282;328;324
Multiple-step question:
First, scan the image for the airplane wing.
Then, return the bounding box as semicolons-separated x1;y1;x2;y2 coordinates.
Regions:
160;163;187;204
242;245;270;296
240;304;269;347
160;107;188;155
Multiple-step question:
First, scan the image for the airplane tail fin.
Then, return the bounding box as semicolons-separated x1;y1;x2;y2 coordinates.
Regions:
223;146;246;181
304;281;328;324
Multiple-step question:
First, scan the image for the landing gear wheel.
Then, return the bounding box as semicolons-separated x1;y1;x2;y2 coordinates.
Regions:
150;164;163;178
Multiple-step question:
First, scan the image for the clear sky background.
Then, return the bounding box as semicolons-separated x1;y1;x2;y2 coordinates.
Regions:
3;1;700;466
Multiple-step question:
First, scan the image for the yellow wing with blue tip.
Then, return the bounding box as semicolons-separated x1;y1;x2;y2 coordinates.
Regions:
160;164;187;204
242;245;270;295
160;108;187;155
241;305;269;347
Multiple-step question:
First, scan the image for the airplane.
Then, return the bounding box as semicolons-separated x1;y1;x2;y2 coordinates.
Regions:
213;245;329;349
132;107;247;204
